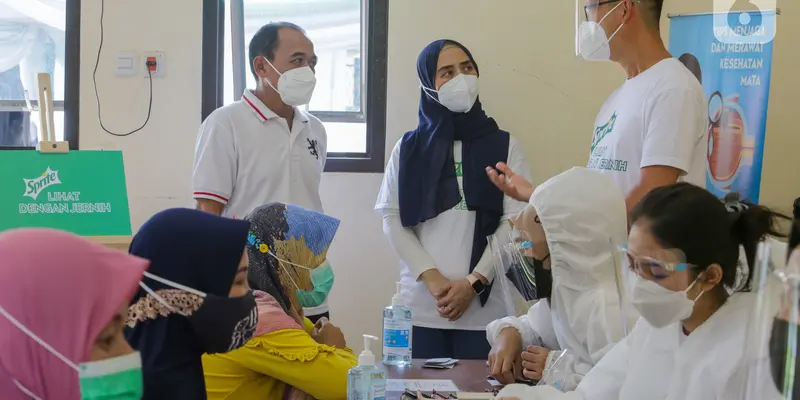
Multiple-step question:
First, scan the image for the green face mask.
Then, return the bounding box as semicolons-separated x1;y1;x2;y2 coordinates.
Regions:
78;351;144;400
0;305;143;400
295;261;335;308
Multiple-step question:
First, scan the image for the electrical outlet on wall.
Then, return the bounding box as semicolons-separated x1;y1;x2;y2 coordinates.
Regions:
142;51;166;77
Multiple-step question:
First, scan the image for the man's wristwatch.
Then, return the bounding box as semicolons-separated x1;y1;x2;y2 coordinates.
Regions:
467;274;486;295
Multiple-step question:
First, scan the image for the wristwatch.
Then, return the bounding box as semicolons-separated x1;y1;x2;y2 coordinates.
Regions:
467;274;486;295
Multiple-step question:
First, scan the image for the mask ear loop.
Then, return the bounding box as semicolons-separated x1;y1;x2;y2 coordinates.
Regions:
138;272;207;317
266;251;311;291
419;81;448;108
686;272;707;301
260;56;283;94
13;379;42;400
142;271;206;297
266;250;314;271
586;1;626;58
0;306;80;372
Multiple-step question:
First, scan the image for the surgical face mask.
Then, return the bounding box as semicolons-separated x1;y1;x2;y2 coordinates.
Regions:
770;317;800;396
139;272;258;353
262;56;317;106
269;253;334;308
631;275;706;328
421;74;479;113
579;1;625;61
0;306;143;400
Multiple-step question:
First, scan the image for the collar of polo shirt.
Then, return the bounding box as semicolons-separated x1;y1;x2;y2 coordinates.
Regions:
242;90;310;124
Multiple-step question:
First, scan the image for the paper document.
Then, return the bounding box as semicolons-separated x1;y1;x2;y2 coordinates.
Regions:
386;379;459;392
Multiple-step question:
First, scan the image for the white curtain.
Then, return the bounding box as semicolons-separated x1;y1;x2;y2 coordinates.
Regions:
0;0;65;100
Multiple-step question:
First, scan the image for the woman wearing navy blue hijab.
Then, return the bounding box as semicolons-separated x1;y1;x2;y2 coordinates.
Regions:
375;40;532;359
126;208;257;399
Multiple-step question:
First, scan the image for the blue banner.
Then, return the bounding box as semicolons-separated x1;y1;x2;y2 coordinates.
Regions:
669;12;774;202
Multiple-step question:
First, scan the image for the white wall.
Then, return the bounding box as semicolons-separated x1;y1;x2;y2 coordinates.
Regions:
80;0;800;350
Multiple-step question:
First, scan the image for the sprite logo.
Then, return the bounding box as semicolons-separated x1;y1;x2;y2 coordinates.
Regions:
591;112;617;154
23;167;62;200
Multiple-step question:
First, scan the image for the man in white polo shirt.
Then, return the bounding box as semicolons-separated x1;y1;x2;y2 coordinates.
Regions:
193;22;331;321
488;0;708;212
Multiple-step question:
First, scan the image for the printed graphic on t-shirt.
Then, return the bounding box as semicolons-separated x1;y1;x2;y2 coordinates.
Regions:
587;112;629;172
590;112;617;153
307;138;319;160
454;161;468;211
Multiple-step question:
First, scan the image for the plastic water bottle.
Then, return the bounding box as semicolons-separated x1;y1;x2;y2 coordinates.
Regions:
347;334;386;400
382;282;412;366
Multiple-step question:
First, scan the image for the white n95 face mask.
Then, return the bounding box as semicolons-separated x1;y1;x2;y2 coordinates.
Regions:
262;57;317;106
631;275;706;328
422;74;479;113
579;1;625;61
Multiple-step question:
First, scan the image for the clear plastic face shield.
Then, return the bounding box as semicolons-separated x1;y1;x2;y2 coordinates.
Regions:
742;243;800;399
489;226;543;318
575;0;631;61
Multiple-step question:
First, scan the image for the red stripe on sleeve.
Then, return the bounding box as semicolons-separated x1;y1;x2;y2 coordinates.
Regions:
193;192;229;203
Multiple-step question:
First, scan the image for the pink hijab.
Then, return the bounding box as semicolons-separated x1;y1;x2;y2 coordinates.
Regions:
0;228;149;399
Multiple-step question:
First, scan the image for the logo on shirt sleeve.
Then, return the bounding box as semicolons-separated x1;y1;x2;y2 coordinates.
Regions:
307;138;319;160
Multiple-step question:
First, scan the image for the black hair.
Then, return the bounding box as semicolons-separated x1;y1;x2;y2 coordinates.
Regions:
678;53;702;84
248;22;306;79
640;0;665;29
630;183;789;293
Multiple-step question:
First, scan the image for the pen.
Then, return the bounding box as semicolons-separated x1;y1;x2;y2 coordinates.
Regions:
431;389;449;399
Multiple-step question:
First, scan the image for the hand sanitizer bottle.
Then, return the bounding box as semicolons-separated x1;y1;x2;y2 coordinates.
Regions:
347;334;386;400
382;282;412;365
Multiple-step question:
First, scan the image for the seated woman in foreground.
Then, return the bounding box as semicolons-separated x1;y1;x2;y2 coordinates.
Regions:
487;167;639;390
203;202;357;400
126;208;257;400
0;229;148;399
498;183;789;399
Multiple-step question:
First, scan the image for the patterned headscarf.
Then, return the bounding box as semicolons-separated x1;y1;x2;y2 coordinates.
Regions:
126;208;250;399
245;203;340;315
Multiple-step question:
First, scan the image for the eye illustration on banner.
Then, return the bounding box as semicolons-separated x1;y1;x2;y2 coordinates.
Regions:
678;53;702;84
707;92;751;192
712;0;777;45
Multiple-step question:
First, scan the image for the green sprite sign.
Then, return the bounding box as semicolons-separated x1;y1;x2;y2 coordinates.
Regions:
0;150;132;236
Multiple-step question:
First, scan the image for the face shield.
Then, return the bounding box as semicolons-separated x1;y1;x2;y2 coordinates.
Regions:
489;228;551;317
742;242;800;399
575;0;627;61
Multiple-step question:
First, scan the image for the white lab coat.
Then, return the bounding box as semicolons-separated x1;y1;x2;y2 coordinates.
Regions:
498;292;773;400
487;167;639;390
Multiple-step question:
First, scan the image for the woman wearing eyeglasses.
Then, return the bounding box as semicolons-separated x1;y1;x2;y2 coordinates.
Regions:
498;183;789;400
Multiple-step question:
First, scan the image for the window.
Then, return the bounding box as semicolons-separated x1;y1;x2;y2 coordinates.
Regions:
0;0;80;150
203;0;388;172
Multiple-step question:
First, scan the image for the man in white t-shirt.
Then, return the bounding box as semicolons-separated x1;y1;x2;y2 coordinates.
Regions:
193;22;332;322
488;0;708;211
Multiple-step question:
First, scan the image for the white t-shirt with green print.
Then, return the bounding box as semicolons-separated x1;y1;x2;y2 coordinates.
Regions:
376;137;532;330
587;58;708;196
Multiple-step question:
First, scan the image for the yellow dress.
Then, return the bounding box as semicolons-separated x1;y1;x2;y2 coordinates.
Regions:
203;318;357;400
